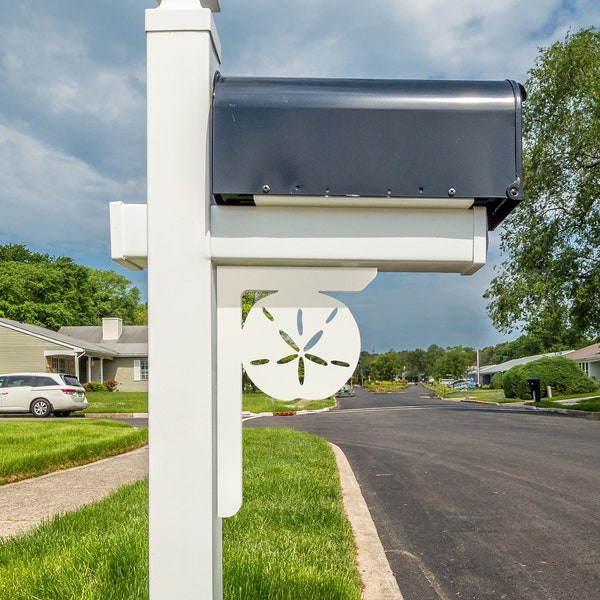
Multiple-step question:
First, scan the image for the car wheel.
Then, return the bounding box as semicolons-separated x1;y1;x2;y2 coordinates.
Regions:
31;398;52;418
53;411;72;418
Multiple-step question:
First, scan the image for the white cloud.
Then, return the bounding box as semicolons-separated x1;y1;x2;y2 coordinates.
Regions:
0;124;144;255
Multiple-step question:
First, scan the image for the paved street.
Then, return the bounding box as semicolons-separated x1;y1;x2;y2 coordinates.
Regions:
245;386;600;600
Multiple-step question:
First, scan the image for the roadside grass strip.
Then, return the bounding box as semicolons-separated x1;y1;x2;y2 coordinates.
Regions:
0;479;148;600
242;391;335;414
0;421;148;485
83;391;334;415
0;428;361;600
83;391;148;414
223;428;362;600
532;397;600;411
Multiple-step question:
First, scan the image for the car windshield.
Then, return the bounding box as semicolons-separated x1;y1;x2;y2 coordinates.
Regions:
61;375;82;387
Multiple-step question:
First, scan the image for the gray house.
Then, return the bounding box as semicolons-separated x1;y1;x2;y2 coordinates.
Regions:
0;316;148;392
478;351;574;386
564;342;600;382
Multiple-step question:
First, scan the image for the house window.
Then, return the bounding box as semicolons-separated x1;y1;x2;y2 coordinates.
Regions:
134;359;149;381
579;362;589;376
51;357;69;373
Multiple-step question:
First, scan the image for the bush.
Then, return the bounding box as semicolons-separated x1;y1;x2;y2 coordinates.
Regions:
363;380;409;392
490;371;503;389
83;381;108;392
103;378;119;392
502;356;599;400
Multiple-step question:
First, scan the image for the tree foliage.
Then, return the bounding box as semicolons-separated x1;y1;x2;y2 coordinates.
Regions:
485;28;600;349
357;344;475;381
0;244;145;329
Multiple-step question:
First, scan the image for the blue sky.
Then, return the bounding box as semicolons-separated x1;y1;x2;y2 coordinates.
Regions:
0;1;597;352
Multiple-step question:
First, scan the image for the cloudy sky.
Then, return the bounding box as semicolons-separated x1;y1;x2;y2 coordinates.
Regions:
0;1;598;352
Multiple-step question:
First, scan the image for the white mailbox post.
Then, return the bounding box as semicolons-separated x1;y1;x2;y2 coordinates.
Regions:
144;2;222;599
110;1;524;598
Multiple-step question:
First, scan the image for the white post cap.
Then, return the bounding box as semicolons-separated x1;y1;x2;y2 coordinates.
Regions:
157;0;220;11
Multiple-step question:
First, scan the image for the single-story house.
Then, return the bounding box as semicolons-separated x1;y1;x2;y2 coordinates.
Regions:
0;316;148;392
563;342;600;382
477;351;574;386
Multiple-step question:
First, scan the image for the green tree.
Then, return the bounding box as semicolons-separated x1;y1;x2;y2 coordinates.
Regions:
370;351;403;380
0;244;145;329
433;346;474;380
485;28;600;348
424;344;445;377
87;269;143;324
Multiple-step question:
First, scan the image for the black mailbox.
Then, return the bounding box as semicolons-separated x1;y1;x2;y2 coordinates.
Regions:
212;75;525;230
527;377;541;402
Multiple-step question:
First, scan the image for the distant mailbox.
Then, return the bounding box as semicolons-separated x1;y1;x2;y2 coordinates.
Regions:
211;75;525;230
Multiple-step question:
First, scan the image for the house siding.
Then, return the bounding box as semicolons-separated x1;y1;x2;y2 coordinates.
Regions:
104;357;148;392
0;326;66;373
583;361;600;382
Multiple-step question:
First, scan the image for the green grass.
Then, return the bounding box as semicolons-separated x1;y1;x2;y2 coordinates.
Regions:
223;428;362;599
0;479;148;600
0;429;361;600
242;391;335;413
446;387;517;402
0;420;148;485
83;391;148;413
528;397;600;411
83;391;335;414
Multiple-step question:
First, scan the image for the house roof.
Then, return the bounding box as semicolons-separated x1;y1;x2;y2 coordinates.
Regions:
565;342;600;362
0;318;115;357
479;350;574;375
58;325;148;357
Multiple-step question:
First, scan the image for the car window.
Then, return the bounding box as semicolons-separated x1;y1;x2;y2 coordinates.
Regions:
0;376;5;387
62;375;82;387
34;376;58;387
6;375;34;387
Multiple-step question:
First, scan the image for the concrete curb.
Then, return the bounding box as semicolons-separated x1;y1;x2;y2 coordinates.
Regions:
330;443;404;600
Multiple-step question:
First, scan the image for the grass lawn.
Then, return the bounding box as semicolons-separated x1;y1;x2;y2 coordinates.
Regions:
83;391;334;414
223;428;362;599
243;391;335;413
0;479;148;600
528;397;600;411
0;429;361;600
83;391;148;413
445;387;516;402
0;420;148;485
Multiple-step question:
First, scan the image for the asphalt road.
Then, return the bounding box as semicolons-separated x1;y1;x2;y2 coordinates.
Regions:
245;385;600;600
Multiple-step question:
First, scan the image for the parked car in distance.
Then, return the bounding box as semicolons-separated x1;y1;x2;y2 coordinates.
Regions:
336;383;355;397
0;373;88;418
450;379;478;389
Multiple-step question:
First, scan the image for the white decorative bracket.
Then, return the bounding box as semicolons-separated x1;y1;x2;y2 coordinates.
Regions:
216;266;376;517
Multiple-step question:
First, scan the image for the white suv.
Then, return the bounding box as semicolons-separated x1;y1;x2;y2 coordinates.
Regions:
0;373;88;418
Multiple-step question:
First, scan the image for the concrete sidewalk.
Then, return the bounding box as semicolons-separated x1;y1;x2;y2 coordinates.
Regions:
0;446;149;538
0;443;402;600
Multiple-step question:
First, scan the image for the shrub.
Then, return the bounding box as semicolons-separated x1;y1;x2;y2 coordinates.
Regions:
103;378;119;392
363;380;409;392
83;381;108;392
490;371;503;389
502;356;599;400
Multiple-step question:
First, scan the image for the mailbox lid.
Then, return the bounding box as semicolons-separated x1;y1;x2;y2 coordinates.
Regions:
212;76;524;229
